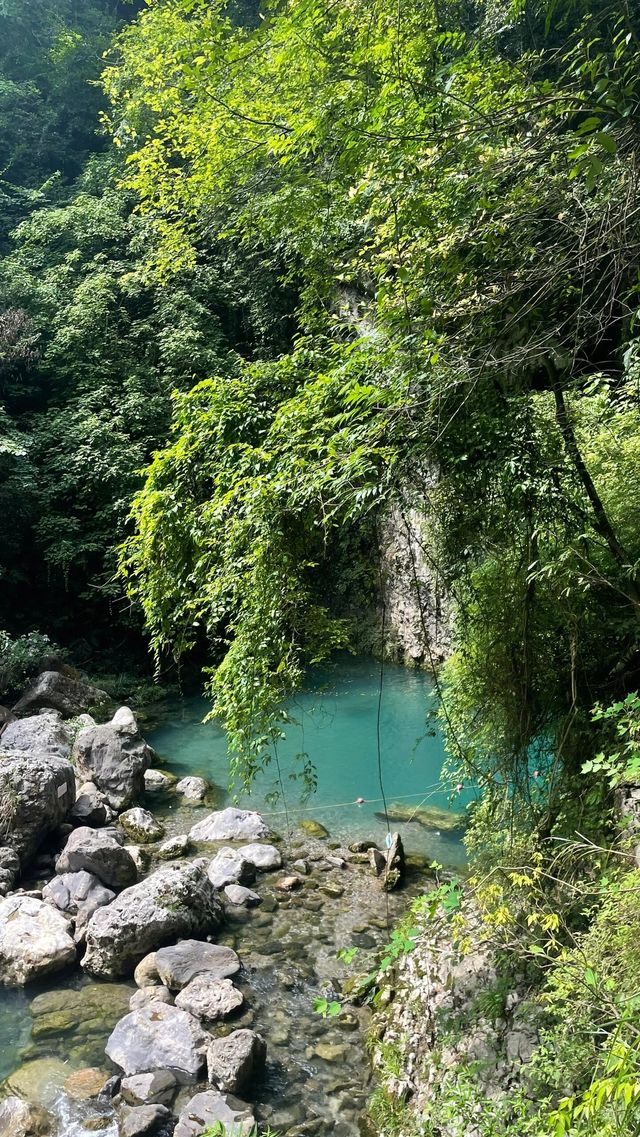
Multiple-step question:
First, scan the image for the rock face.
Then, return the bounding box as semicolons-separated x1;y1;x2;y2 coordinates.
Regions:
154;940;240;990
12;671;109;717
105;1003;209;1083
0;1096;53;1137
56;827;137;890
72;707;154;810
207;848;255;889
175;975;244;1022
82;860;223;978
0;894;76;984
173;1091;254;1137
206;1029;266;1094
190;808;268;844
175;777;207;802
379;501;451;666
119;807;165;844
42;870;115;938
237;843;282;871
0;717;75;868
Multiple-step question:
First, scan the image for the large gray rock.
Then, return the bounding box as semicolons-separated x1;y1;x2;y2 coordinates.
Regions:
73;707;154;810
223;884;261;907
0;1095;53;1136
190;808;268;844
105;1002;209;1083
1;711;71;760
82;860;223;979
206;1029;266;1094
120;1070;177;1106
117;1103;171;1137
13;671;109;718
56;826;137;890
174;1090;254;1137
0;720;75;868
154;939;240;990
207;848;255;890
0;895;76;984
119;808;164;844
237;843;282;871
42;870;115;938
175;975;243;1022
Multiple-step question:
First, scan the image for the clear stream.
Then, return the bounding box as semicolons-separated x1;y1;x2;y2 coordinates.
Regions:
0;658;469;1135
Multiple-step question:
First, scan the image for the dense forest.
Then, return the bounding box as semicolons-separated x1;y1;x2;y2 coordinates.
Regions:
2;0;640;1133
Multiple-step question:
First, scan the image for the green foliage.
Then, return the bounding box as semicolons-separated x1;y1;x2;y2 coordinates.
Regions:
0;629;62;699
313;997;342;1019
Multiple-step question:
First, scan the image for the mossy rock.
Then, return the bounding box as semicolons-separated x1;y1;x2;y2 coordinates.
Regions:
375;802;466;832
299;819;330;839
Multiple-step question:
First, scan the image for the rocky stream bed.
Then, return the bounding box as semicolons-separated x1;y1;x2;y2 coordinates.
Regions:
0;670;441;1137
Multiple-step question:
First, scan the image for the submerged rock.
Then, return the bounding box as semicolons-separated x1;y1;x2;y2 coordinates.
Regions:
0;1095;53;1137
206;1028;266;1094
82;860;223;978
175;777;208;802
173;1090;254;1137
56;827;137;891
190;808;268;844
154;939;240;990
299;819;330;839
6;1056;70;1107
375;802;466;832
64;1067;111;1101
118;807;165;844
105;1003;209;1083
73;707;154;810
0;894;75;984
175;975;244;1022
13;671;109;718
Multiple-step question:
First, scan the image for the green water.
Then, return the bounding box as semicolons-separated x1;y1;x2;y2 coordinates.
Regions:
150;656;472;864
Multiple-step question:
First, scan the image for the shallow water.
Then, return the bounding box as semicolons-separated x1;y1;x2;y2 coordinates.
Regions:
0;658;467;1134
149;656;472;864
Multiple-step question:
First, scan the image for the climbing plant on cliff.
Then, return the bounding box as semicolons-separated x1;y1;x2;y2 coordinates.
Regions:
110;0;640;798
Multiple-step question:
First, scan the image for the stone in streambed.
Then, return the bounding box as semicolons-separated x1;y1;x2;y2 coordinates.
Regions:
175;777;208;802
118;1103;171;1137
154;939;240;990
189;808;268;844
206;1028;266;1094
119;808;164;844
0;894;75;984
129;987;174;1011
82;860;222;979
144;769;177;793
6;1056;71;1108
134;953;159;988
157;834;191;860
207;848;255;889
375;802;466;831
174;1090;255;1137
223;884;262;907
105;1003;208;1083
56;827;137;890
70;782;112;828
237;843;282;871
276;875;304;891
120;1070;177;1107
175;975;243;1022
299;819;329;839
64;1067;111;1101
